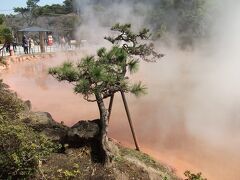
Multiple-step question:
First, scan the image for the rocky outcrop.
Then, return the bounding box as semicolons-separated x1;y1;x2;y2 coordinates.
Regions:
24;112;56;127
62;119;101;147
69;119;100;138
0;53;55;70
22;111;68;142
24;100;32;111
20;99;116;161
62;119;120;163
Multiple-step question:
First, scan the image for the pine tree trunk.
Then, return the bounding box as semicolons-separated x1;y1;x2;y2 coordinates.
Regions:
95;93;112;166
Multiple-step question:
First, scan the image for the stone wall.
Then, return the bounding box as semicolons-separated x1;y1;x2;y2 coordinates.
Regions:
0;53;55;70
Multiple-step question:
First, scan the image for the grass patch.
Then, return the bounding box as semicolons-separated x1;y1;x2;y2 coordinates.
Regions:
120;146;164;171
119;146;179;180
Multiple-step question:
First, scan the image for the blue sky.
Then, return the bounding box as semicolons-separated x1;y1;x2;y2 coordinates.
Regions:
0;0;64;14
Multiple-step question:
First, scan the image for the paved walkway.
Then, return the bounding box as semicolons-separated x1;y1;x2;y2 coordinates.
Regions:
0;44;78;57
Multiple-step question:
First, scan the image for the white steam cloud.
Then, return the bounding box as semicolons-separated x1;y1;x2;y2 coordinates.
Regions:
74;0;153;49
185;0;240;146
73;1;240;179
73;0;240;144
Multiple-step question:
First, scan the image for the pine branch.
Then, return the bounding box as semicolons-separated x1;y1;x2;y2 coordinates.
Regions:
130;82;147;97
105;23;164;63
128;59;139;74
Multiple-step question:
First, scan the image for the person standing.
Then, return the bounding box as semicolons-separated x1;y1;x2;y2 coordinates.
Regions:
22;35;28;54
60;36;66;48
29;37;34;54
5;42;10;53
13;36;17;52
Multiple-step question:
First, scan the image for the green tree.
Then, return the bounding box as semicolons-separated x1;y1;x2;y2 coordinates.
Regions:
0;15;4;25
104;23;164;63
37;4;66;16
63;0;74;13
149;0;208;47
0;15;13;47
0;28;12;44
49;23;163;165
14;0;40;25
36;0;74;16
26;0;40;8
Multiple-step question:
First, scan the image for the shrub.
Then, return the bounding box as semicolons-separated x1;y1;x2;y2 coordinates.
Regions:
184;170;207;180
0;79;25;121
57;164;81;180
0;122;58;179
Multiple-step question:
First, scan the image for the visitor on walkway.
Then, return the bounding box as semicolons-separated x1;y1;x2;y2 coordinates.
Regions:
22;35;28;54
13;36;17;52
60;36;66;48
29;37;34;54
5;43;10;53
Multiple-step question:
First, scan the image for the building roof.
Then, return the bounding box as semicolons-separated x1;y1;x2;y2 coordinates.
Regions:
18;26;51;32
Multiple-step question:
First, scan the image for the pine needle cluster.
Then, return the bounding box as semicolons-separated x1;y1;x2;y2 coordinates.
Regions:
49;23;163;101
49;44;146;101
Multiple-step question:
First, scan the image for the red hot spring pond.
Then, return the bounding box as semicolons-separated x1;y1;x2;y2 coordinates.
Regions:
1;51;240;180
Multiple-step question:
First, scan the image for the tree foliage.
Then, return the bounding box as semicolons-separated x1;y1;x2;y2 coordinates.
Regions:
36;4;67;16
49;46;146;102
49;23;163;164
105;23;164;62
0;27;13;44
0;15;13;48
14;0;40;25
33;0;75;16
26;0;40;8
63;0;74;14
0;15;4;25
50;23;163;101
148;0;208;47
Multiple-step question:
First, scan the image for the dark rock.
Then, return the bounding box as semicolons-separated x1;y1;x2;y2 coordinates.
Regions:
24;111;69;140
63;119;101;148
24;100;32;111
61;119;106;163
70;119;100;139
29;111;55;127
42;127;68;142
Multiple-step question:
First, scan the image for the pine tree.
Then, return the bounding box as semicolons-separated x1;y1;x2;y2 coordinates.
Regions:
49;23;163;165
14;0;40;26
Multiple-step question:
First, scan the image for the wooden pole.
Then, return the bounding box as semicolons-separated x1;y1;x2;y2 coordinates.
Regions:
108;94;114;121
39;32;45;53
120;91;140;151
